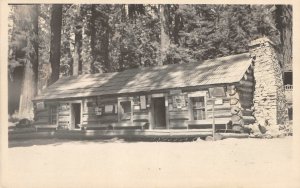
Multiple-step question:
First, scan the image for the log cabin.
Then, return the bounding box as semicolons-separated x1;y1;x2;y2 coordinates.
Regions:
32;37;289;138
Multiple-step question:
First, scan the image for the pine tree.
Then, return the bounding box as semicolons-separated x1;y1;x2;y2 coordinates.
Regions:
49;4;62;84
275;5;292;70
60;4;74;76
73;4;83;75
159;4;171;65
9;5;39;118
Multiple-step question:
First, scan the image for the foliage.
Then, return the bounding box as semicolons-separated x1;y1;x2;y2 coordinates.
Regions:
8;5;39;80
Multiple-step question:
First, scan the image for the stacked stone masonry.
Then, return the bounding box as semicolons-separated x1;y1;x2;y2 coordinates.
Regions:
249;37;289;126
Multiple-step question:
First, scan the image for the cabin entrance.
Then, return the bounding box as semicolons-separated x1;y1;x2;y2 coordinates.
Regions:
152;97;166;129
71;103;81;129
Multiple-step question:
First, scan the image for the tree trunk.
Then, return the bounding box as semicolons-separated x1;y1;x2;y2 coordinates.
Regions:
101;5;110;72
73;5;83;76
159;5;170;66
118;4;126;71
18;5;39;119
275;5;292;71
49;4;62;85
173;5;183;45
90;4;96;74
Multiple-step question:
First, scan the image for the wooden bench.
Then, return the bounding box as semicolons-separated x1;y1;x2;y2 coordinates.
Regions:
187;118;231;130
34;124;58;131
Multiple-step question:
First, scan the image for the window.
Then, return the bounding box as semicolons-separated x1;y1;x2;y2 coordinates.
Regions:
120;101;131;121
104;104;115;114
190;97;206;120
48;105;57;125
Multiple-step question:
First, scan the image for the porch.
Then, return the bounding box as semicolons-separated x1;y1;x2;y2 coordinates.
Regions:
9;128;249;141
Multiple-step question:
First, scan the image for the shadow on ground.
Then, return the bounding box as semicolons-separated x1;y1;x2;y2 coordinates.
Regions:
8;138;129;148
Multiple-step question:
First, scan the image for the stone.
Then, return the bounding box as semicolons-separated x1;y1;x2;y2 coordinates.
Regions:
249;37;289;127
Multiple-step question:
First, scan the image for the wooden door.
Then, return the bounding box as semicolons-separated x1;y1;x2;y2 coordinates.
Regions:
153;97;166;128
71;103;81;129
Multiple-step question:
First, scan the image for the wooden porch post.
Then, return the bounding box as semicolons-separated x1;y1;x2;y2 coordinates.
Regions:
165;94;170;129
117;99;122;122
148;95;153;130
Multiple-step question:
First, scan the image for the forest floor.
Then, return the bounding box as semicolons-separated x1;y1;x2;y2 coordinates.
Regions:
3;136;300;188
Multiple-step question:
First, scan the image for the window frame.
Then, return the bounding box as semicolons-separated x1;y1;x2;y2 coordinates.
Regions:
48;104;58;125
188;91;207;121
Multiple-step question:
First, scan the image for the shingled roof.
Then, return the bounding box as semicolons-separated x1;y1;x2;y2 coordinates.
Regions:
35;53;252;100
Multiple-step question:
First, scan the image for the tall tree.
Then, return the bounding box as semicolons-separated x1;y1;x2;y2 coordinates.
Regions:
159;5;171;65
73;4;83;75
60;4;74;76
38;4;51;93
49;4;62;85
90;4;96;73
275;5;292;71
172;5;183;45
14;5;39;118
98;5;111;72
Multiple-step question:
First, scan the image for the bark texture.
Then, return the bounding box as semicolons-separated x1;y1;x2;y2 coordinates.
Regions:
18;5;39;119
49;4;62;85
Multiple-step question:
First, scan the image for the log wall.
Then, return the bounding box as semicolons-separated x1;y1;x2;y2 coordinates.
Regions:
35;85;253;130
237;67;256;125
167;93;189;129
35;103;58;126
82;97;118;127
35;108;50;125
230;66;256;126
167;89;232;129
57;103;70;129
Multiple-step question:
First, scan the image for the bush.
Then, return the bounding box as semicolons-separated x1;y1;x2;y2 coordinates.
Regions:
16;118;32;128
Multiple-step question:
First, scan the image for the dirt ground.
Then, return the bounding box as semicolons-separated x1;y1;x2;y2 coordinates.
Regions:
2;137;300;188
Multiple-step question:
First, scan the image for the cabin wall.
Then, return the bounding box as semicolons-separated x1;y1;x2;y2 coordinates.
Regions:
57;103;70;129
68;87;234;130
35;86;238;130
81;96;151;129
166;88;232;129
131;96;149;124
167;92;189;129
81;97;118;128
34;108;50;125
234;66;256;126
34;102;58;126
206;97;232;119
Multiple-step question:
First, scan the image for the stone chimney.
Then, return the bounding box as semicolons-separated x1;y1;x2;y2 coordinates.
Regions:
249;37;289;127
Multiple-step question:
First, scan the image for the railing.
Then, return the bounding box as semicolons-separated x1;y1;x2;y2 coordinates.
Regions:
285;85;293;91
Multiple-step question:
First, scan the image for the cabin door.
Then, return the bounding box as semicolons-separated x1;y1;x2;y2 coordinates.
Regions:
152;97;166;129
71;103;81;129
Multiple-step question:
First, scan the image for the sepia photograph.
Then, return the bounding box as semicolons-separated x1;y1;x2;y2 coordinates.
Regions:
1;2;299;188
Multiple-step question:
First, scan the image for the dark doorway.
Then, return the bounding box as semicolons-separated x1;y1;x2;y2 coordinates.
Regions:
71;103;81;129
152;97;166;129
